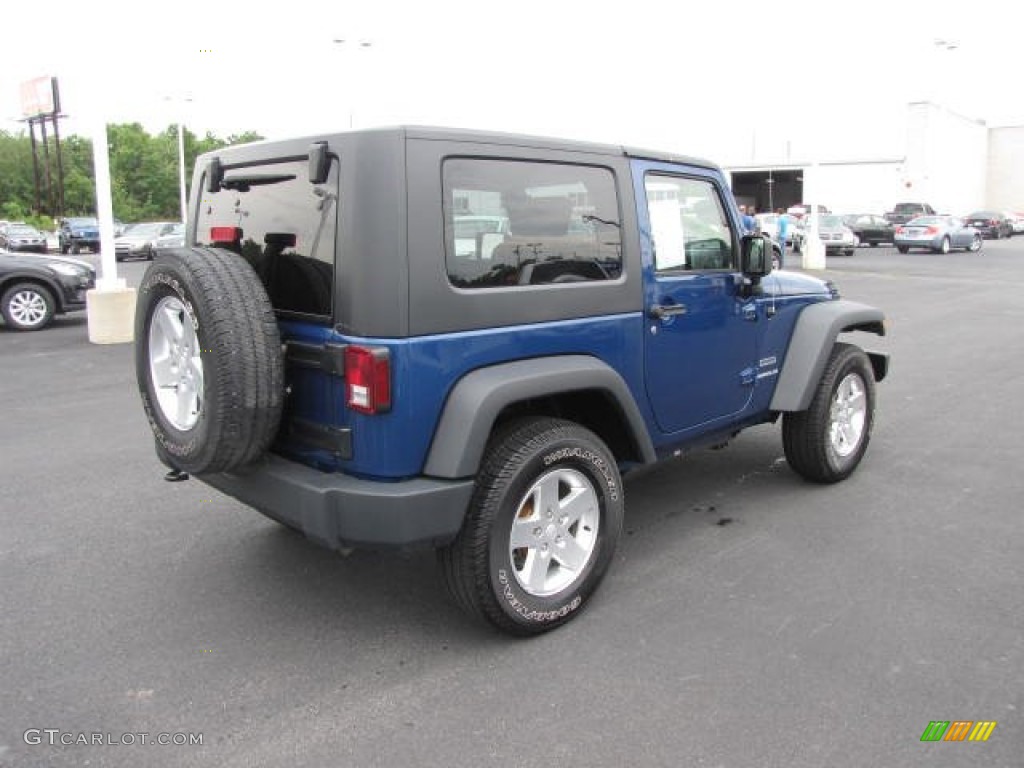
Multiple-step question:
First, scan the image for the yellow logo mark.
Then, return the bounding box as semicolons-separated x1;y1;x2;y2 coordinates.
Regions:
969;722;997;742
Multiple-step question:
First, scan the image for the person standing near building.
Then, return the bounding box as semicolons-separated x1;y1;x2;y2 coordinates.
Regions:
739;205;756;233
776;208;788;268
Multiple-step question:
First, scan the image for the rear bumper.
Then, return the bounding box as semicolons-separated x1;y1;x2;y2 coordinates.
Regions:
894;237;939;249
199;454;474;550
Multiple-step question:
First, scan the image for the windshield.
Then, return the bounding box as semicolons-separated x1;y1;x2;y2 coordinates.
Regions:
907;216;944;226
8;226;39;235
68;217;97;227
819;215;844;228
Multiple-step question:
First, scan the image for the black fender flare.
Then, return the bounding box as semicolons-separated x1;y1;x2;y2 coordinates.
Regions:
770;300;888;412
423;355;656;479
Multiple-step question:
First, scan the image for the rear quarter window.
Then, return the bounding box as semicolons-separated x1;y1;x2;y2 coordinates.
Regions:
443;158;622;289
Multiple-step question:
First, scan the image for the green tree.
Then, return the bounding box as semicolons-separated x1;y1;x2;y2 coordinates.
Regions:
0;124;263;224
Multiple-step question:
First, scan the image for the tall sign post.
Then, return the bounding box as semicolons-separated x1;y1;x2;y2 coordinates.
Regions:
20;76;65;219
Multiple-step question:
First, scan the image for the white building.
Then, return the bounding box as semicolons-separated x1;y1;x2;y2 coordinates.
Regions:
722;102;1020;216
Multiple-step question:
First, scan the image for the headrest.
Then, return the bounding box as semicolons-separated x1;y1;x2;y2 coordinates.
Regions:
505;196;572;236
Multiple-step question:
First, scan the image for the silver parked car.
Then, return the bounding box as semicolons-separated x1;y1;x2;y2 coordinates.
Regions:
153;222;186;255
809;215;856;256
114;221;179;261
894;216;982;254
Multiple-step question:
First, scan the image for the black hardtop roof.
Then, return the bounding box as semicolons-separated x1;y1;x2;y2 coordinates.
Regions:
200;125;719;172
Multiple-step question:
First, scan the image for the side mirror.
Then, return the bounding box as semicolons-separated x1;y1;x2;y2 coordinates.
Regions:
308;142;329;184
741;234;771;281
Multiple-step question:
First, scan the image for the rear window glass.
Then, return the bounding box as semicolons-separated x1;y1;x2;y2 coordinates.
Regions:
443;158;622;289
196;158;338;318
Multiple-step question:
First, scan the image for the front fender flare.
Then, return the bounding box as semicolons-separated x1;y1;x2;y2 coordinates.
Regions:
770;300;888;412
423;355;656;479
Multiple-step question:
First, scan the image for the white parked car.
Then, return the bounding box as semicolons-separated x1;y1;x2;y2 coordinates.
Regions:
1005;212;1024;235
755;213;802;251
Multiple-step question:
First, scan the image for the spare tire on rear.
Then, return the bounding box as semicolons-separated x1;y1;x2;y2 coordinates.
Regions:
135;247;284;475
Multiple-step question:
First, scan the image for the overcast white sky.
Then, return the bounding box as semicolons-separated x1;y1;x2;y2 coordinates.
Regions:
2;0;1020;166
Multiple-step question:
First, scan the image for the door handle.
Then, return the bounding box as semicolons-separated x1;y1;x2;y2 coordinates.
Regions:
649;303;687;319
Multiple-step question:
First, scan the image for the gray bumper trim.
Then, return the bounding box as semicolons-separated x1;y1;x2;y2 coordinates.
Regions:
200;454;474;550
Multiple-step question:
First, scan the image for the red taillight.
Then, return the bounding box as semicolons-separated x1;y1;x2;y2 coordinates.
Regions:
925;226;940;235
895;226;904;234
344;346;391;414
989;219;999;226
210;226;242;243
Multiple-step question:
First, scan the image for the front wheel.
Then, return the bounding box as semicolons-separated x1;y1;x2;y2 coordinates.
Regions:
439;418;624;636
782;343;876;484
896;245;909;254
968;235;982;252
1;282;56;331
936;237;951;254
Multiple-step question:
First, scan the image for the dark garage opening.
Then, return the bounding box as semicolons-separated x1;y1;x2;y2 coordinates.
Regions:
731;170;803;214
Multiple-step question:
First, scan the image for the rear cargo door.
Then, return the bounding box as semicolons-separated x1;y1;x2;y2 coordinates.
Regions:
195;155;348;469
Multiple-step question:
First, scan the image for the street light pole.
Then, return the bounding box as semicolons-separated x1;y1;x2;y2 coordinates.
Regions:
164;95;192;223
177;120;187;224
331;39;372;129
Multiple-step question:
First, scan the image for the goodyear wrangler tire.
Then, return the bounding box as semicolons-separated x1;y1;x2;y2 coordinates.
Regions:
439;418;624;636
135;247;284;475
782;343;876;484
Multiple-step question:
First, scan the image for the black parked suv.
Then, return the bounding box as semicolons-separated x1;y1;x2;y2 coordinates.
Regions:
135;127;889;635
0;251;96;330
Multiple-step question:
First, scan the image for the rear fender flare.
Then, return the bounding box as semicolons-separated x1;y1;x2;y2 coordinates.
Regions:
424;355;656;479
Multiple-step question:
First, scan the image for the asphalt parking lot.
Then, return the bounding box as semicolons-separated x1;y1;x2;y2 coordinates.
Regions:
2;240;1022;767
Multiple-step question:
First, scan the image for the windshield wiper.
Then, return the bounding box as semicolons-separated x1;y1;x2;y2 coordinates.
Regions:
220;174;297;192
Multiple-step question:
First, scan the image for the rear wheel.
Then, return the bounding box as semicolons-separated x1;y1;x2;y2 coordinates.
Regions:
968;235;982;252
783;343;876;484
897;245;909;254
439;418;624;636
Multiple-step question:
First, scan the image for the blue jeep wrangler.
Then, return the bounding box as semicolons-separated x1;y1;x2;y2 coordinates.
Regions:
135;127;888;635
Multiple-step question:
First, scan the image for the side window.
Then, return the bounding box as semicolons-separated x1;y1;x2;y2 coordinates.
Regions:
196;159;338;318
443;158;622;289
645;175;735;272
